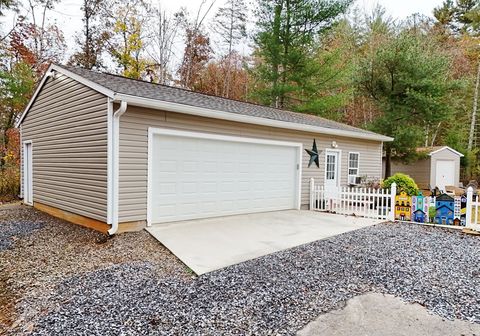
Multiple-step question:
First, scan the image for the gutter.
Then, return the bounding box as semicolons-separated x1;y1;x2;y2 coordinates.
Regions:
108;101;128;235
114;93;394;143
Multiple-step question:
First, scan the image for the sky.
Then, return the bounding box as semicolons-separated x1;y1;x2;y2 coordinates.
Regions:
0;0;445;63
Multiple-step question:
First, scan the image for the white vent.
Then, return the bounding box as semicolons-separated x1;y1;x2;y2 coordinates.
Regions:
348;175;358;185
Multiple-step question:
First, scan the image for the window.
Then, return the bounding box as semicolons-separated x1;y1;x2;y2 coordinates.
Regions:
348;152;359;178
326;154;336;180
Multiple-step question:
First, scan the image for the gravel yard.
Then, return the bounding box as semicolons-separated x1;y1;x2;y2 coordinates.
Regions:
1;205;479;335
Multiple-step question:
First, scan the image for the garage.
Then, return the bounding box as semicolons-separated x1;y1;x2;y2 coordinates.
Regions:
147;128;302;224
18;64;391;234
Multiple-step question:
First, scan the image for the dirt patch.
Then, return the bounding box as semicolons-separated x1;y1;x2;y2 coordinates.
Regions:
0;269;17;332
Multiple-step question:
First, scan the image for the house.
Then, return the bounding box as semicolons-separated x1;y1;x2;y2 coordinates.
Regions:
412;192;426;223
388;146;464;192
453;194;468;226
16;64;392;234
413;209;426;223
395;192;412;221
434;194;455;225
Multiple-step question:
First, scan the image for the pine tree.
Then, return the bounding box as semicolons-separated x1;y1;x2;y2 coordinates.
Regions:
252;0;352;109
357;31;459;178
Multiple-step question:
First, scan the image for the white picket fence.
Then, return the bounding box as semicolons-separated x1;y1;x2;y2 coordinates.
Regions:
309;178;396;221
310;179;480;232
466;187;480;232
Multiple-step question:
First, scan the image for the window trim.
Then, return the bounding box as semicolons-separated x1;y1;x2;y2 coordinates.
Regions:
348;152;360;180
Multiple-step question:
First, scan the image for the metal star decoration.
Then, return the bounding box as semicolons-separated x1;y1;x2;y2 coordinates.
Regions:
305;139;320;168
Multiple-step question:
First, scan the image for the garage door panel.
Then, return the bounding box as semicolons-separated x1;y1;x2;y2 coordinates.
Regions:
182;161;197;172
150;132;299;224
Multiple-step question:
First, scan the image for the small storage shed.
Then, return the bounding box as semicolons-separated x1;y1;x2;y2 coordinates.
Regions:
16;64;392;234
390;146;464;191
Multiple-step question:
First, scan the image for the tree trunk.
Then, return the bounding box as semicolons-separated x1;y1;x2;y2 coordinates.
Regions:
271;3;282;107
279;0;290;109
468;58;480;151
223;3;235;98
384;145;392;180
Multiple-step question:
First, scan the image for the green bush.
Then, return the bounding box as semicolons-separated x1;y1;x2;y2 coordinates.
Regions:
382;173;419;196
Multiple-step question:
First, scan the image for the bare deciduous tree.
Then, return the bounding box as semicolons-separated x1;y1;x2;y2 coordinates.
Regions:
177;1;215;89
145;5;184;84
212;0;247;97
68;0;110;69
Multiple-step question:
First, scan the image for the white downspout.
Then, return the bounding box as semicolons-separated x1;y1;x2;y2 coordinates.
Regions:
108;100;128;235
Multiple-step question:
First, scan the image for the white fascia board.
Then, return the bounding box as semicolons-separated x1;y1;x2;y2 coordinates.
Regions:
114;93;394;142
428;146;464;157
14;64;55;128
50;64;115;98
15;64;115;127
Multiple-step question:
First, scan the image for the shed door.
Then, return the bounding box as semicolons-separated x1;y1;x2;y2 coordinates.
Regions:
149;131;300;224
435;160;455;191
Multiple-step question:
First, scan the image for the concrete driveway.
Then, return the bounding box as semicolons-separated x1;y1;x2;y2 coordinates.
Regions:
146;210;382;275
298;293;480;336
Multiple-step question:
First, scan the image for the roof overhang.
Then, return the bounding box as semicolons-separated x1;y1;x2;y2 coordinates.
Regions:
428;146;464;157
113;93;393;142
16;64;393;142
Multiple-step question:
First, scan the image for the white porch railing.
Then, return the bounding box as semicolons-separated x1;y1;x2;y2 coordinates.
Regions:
309;178;396;221
466;187;480;232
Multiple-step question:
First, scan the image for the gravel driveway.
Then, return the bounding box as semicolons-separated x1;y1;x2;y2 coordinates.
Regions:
1;205;479;335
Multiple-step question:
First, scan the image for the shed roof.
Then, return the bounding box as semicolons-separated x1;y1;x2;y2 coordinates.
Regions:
16;64;393;142
417;146;464;157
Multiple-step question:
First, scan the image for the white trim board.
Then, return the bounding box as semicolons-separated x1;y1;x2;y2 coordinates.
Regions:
15;64;54;128
115;93;393;142
347;151;360;182
22;140;33;206
146;127;303;226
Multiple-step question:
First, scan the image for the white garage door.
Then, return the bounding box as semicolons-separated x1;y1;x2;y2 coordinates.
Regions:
148;129;301;224
435;160;455;191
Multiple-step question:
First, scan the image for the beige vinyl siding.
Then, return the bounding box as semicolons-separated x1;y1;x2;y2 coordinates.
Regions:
119;105;383;223
430;149;461;188
391;158;431;189
21;74;108;222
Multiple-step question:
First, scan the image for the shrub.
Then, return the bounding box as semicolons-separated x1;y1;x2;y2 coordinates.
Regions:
0;128;20;202
382;173;419;196
0;164;20;201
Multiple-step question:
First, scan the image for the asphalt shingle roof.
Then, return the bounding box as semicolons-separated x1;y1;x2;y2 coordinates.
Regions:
59;65;387;139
